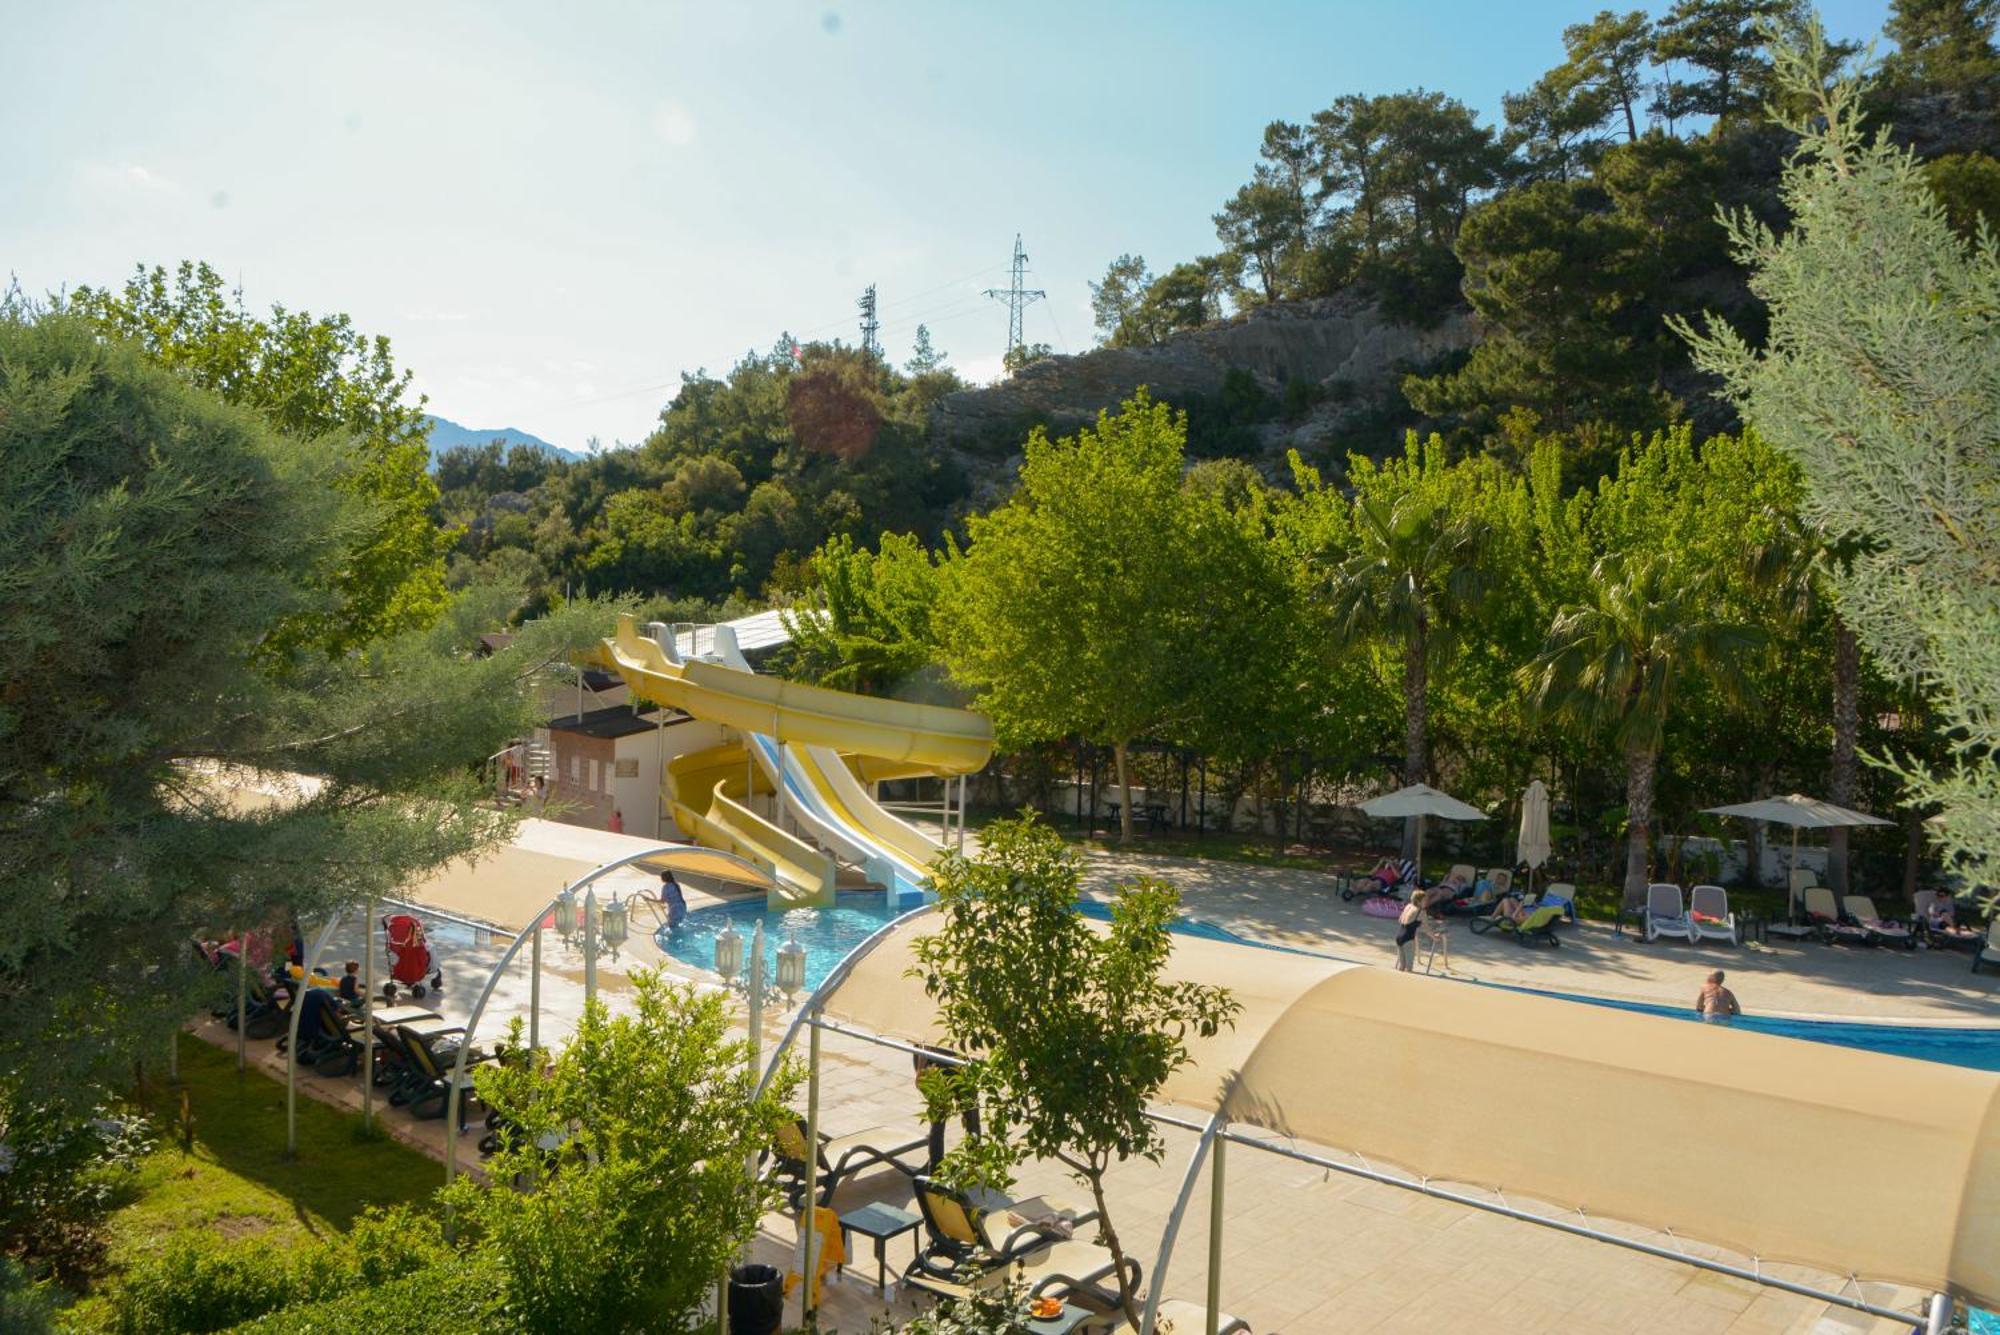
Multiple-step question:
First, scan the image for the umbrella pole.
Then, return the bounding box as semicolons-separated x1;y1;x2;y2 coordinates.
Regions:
1415;815;1425;888
1789;827;1800;924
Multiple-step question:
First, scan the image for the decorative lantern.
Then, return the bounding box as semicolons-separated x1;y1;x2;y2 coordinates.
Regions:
553;888;578;937
775;934;807;1002
713;922;743;984
601;894;629;953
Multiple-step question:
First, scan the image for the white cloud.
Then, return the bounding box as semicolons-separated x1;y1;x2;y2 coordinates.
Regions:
650;101;697;146
77;161;184;198
402;307;469;322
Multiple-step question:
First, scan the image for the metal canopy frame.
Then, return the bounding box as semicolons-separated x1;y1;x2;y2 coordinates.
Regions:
753;926;1952;1335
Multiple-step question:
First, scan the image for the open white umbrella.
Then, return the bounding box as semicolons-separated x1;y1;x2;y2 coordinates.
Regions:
1518;779;1552;894
1702;793;1893;922
1360;783;1487;881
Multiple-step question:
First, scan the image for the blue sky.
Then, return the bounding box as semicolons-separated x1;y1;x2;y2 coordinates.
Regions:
3;1;1892;452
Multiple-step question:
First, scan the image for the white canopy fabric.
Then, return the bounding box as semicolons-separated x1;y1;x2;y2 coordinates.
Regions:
816;911;2000;1310
1703;794;1894;830
1518;779;1553;872
1359;783;1488;822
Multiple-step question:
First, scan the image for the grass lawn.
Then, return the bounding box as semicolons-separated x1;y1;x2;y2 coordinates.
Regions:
59;1034;438;1331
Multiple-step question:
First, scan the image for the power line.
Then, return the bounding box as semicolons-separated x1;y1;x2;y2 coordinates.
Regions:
983;234;1045;358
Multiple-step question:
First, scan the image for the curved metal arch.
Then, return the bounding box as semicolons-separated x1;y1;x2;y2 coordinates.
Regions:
285;914;343;1156
443;841;780;1185
754;902;938;1099
1139;1109;1227;1335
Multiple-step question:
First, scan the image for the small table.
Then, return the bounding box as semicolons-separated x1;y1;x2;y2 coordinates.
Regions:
1026;1302;1096;1335
838;1202;921;1295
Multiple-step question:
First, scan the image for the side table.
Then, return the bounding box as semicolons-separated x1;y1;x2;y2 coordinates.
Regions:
838;1201;921;1296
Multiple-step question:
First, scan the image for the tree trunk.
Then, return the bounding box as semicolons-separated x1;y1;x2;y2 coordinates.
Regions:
1904;814;1923;905
1085;1166;1141;1328
1748;760;1776;888
1621;94;1637;143
1113;739;1134;846
1827;617;1861;894
1624;745;1656;910
1402;622;1428;861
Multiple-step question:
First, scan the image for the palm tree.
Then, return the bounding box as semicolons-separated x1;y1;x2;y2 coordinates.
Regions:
1524;556;1762;907
1329;491;1491;858
1752;518;1871;894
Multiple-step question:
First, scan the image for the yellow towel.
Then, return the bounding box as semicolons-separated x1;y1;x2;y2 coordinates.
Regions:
784;1205;846;1306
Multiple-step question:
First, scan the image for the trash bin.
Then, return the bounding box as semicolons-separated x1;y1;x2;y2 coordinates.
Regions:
728;1263;784;1335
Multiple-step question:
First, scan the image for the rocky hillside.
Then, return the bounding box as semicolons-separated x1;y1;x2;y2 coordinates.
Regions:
930;292;1476;475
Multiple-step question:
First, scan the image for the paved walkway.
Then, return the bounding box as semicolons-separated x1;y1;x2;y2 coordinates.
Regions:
1079;849;1999;1025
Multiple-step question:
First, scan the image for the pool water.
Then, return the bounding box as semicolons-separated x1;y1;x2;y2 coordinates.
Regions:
656;895;2000;1072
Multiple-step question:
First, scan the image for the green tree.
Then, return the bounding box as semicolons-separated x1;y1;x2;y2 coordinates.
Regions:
1001;342;1055;373
1504;62;1614;182
1923;151;2000;236
1882;0;2000;95
936;393;1282;842
1088;254;1154;346
1524;555;1761;906
1326;439;1496;856
1650;0;1800;124
1678;30;2000;899
445;972;796;1334
69;262;451;656
910;817;1237;1328
782;531;943;694
1214;178;1307;300
0;308;608;1101
1563;9;1657;142
906;323;948;375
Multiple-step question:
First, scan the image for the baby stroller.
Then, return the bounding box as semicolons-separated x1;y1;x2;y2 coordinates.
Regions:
383;913;444;999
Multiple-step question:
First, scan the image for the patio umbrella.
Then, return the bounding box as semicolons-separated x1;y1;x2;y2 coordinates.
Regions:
1360;783;1487;882
1701;793;1893;922
1518;780;1553;894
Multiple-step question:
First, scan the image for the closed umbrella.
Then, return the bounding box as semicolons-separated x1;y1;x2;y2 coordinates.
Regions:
1702;793;1893;923
1518;780;1552;895
1360;783;1487;883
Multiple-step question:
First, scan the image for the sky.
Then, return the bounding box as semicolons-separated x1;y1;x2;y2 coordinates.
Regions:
3;1;1894;453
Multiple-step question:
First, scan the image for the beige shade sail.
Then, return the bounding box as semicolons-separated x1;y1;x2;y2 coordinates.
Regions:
816;913;2000;1309
1358;783;1488;822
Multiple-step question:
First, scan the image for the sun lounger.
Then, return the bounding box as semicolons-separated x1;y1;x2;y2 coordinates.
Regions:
1972;919;2000;975
1688;885;1738;946
769;1118;928;1209
1095;1299;1251;1335
904;1177;1135;1310
1843;895;1914;949
1643;884;1696;944
397;1023;489;1127
1802;886;1870;946
1499;903;1563;946
1537;882;1578;922
1914;891;1983;950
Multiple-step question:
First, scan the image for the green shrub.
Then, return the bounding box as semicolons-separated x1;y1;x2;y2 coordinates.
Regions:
226;1255;505;1332
112;1229;369;1334
0;1256;57;1334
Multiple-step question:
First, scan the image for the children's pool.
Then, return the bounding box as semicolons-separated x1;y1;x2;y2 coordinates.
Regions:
655;894;2000;1071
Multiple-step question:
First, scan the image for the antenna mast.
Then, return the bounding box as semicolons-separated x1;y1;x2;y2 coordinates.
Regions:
983;234;1045;358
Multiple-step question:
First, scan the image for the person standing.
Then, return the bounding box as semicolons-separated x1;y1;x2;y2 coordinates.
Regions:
1396;890;1427;972
608;808;624;835
1695;970;1741;1023
657;869;687;930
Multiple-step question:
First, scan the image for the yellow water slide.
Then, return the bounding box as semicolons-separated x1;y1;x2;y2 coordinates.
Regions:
600;615;993;908
664;742;837;905
599;616;993;774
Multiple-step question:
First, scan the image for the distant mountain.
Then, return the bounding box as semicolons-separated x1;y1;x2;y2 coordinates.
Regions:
422;414;582;466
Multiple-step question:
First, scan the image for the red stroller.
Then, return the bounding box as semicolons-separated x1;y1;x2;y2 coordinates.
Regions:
383;913;443;999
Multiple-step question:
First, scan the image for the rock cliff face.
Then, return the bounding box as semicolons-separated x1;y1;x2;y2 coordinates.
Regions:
930;292;1477;454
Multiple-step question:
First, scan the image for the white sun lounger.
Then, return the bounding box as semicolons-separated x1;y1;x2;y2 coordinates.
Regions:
1538;882;1577;921
1843;894;1913;948
1644;883;1696;944
1803;886;1870;945
1688;884;1738;945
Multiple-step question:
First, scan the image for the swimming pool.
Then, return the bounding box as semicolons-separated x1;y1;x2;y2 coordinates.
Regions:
655;894;2000;1071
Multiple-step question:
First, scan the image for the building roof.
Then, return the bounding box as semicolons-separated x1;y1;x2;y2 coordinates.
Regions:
546;705;664;740
674;608;793;660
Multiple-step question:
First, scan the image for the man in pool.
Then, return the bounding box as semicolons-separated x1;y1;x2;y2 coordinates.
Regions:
1695;970;1741;1024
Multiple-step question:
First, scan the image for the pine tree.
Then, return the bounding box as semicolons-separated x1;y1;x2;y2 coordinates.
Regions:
1677;27;2000;901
